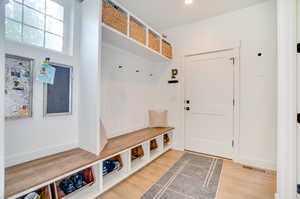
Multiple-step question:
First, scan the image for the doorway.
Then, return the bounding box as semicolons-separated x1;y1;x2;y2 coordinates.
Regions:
184;49;239;159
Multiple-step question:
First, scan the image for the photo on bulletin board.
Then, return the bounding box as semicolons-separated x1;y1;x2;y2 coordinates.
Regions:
43;63;73;117
5;54;34;120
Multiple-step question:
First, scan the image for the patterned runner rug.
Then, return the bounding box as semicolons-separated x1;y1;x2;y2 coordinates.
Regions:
140;153;223;199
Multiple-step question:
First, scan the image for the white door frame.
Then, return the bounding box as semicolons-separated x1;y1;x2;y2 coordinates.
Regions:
183;43;241;161
276;0;297;198
0;0;5;198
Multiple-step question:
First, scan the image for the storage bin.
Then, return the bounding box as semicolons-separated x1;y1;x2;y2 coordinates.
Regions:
163;134;170;144
102;0;128;35
150;139;158;151
162;40;173;59
130;17;146;45
131;145;144;160
148;30;160;53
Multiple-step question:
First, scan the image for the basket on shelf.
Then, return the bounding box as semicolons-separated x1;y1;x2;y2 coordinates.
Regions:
150;139;158;151
131;145;144;160
163;134;170;144
130;17;146;45
102;0;128;35
148;30;160;53
162;40;173;59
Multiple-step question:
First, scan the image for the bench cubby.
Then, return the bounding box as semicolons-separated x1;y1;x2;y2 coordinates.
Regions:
150;136;163;161
102;151;130;191
130;142;150;173
163;132;173;151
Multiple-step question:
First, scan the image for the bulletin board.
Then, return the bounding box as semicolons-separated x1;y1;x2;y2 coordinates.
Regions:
44;63;73;116
5;54;34;120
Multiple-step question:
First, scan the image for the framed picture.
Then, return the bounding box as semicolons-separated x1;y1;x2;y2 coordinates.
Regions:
43;63;73;117
5;54;34;120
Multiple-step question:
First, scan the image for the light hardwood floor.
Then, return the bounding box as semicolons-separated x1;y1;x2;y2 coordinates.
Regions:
96;150;276;199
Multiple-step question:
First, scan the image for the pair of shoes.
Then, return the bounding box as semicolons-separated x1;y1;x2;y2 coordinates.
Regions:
59;173;84;195
103;160;121;176
70;173;84;189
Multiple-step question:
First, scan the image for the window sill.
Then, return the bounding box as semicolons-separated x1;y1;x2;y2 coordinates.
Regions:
4;39;74;58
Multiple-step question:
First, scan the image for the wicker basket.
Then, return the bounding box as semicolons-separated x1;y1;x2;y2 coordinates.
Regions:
162;40;173;59
148;30;160;53
130;17;146;45
102;0;128;35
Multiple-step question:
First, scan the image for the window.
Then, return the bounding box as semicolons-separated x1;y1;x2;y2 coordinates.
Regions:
5;0;64;52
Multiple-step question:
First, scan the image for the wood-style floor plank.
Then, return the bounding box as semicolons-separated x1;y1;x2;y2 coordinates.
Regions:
96;150;276;199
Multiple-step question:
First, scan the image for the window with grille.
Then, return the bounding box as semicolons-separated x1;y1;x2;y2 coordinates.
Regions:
5;0;65;52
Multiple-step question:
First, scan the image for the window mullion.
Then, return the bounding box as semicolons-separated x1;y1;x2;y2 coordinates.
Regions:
43;0;47;48
21;0;24;42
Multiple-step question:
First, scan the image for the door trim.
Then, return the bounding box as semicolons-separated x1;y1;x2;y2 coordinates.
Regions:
183;45;241;161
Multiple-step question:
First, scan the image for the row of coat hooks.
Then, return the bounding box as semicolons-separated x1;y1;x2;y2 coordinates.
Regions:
117;65;153;77
116;65;179;84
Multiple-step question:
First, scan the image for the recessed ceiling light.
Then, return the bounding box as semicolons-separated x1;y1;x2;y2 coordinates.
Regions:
185;0;193;5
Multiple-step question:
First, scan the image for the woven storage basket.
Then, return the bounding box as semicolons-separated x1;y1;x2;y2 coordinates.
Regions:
130;17;146;45
102;0;128;35
162;40;173;59
148;30;160;53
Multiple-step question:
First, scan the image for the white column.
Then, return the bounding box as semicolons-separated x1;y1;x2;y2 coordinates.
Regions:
78;0;102;155
277;0;297;198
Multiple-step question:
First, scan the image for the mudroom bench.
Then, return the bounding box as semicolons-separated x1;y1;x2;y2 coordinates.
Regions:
5;127;174;199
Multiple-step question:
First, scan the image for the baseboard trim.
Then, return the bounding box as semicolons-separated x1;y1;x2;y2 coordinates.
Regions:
235;156;276;171
5;142;78;167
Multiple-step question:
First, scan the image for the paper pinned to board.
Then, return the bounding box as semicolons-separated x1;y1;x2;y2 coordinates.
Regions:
37;58;56;85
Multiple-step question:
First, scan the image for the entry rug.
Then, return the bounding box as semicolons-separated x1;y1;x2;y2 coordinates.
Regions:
140;153;223;199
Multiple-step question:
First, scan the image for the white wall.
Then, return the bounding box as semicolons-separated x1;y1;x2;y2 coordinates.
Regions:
0;0;5;198
101;44;168;138
4;0;81;167
163;0;277;170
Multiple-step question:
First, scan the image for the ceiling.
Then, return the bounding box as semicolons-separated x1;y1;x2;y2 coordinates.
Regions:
115;0;268;31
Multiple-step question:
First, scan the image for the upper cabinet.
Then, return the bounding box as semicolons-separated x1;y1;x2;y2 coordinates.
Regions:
102;0;173;62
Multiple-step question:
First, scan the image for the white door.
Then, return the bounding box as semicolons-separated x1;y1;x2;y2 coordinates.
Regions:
185;50;235;159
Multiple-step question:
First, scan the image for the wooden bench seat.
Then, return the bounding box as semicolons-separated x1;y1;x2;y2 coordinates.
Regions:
5;127;174;198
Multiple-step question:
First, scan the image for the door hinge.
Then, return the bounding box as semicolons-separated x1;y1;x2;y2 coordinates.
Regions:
232;140;234;147
230;57;235;65
233;99;235;106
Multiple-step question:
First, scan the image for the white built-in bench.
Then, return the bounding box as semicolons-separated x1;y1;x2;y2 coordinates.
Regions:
5;127;174;199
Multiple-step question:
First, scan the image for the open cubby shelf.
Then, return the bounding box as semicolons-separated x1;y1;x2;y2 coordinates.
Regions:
163;133;173;151
102;0;172;62
150;136;163;160
130;142;149;172
53;167;95;199
102;151;129;191
17;185;52;199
